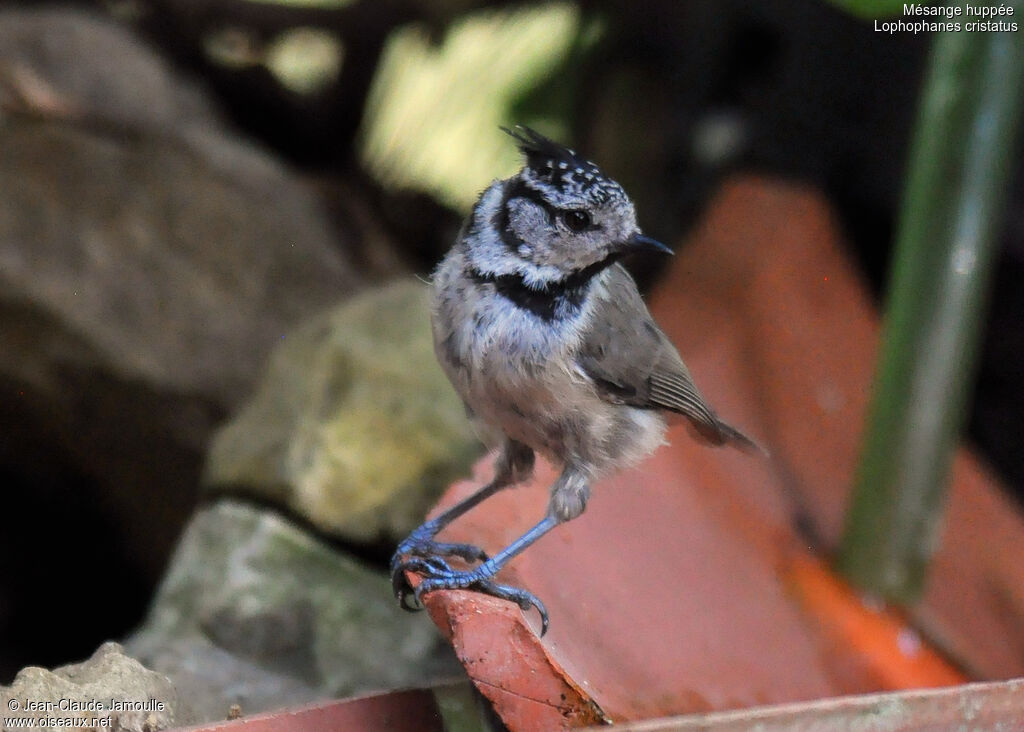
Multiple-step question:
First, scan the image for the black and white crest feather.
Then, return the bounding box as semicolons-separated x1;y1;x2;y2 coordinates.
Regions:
500;125;624;205
501;125;587;171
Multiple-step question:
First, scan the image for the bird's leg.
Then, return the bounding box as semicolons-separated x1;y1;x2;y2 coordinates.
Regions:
413;515;559;635
404;468;591;636
391;441;533;609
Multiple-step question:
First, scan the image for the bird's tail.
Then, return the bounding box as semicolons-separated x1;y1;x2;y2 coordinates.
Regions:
693;416;769;457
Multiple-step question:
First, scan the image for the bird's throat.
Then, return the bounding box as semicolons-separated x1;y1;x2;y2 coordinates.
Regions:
468;255;619;322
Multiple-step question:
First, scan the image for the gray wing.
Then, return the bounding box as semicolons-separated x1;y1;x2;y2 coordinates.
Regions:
577;265;757;450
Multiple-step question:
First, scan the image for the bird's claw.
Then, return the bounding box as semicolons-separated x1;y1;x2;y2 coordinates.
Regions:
473;579;549;636
390;519;552;636
392;556;451;611
406;566;549;637
390;532;489;610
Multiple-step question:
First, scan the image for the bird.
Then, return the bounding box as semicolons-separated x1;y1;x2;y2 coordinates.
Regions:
391;125;758;636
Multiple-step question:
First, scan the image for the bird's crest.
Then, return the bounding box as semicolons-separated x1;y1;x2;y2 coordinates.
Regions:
500;125;620;204
501;125;588;172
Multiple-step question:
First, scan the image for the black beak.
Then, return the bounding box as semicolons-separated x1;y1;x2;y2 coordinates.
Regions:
619;233;673;256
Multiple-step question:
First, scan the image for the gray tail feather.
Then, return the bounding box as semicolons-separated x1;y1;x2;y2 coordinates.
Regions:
696;417;769;457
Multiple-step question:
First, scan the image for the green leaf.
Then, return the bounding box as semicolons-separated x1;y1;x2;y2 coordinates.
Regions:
836;11;1024;602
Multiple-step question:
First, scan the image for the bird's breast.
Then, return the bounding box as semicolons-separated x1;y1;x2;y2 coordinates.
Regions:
434;277;585;420
431;257;665;472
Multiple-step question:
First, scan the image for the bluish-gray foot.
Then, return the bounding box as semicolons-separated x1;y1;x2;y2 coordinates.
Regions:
390;518;489;610
391;532;550;635
398;556;549;636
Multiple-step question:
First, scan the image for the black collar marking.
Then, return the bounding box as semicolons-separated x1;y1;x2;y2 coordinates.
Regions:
468;256;620;322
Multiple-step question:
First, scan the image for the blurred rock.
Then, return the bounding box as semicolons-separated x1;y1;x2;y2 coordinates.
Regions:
0;7;216;128
0;6;364;589
204;279;481;544
1;642;180;731
126;499;459;723
0;112;359;578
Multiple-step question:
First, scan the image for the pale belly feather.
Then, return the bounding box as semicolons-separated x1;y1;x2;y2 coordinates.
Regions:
435;281;666;477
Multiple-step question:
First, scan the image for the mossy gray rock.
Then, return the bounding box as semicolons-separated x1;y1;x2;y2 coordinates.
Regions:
204;279;481;544
126;499;460;722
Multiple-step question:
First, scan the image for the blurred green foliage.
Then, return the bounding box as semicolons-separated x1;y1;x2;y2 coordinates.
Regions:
508;12;605;133
357;3;586;211
266;28;344;95
204;26;343;95
837;12;1024;602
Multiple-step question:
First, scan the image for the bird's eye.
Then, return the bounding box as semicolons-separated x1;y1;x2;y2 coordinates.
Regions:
562;210;591;232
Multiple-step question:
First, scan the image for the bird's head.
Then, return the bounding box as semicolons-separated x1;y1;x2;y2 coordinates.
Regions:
463;126;669;288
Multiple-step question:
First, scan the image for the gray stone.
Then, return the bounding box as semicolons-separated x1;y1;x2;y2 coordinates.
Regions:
0;7;366;576
126;499;459;722
0;7;217;131
0;117;358;406
204;279;482;544
1;642;180;731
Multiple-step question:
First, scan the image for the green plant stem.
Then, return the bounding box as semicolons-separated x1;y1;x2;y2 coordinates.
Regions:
836;20;1024;603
